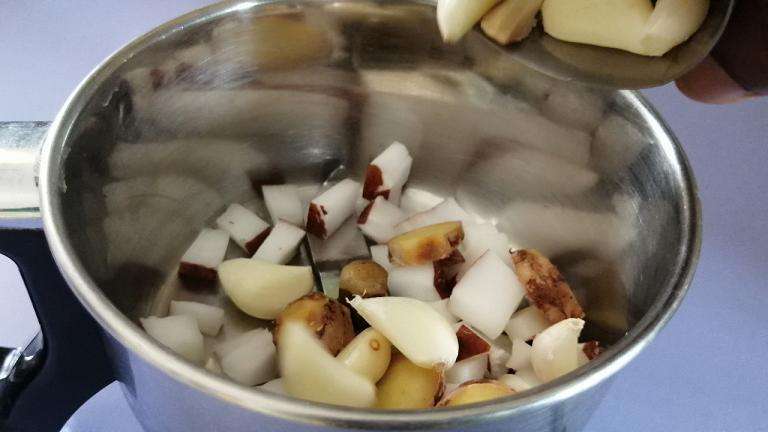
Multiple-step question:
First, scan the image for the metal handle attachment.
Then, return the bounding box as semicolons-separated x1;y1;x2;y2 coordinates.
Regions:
0;121;47;219
0;122;114;431
0;122;49;423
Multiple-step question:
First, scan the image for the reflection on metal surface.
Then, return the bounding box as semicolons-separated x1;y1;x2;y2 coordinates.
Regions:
0;122;47;219
27;1;700;431
0;332;44;420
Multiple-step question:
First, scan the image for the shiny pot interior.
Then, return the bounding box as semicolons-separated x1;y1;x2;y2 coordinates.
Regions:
39;0;699;428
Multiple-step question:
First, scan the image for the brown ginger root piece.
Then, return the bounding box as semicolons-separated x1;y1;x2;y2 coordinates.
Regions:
510;249;585;324
388;221;464;266
274;292;355;355
376;353;445;409
339;260;389;299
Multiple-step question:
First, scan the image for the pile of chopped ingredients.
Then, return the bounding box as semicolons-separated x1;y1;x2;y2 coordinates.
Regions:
437;0;709;57
141;142;601;409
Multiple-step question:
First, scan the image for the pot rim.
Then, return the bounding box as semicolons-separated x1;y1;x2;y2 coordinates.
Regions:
38;0;702;428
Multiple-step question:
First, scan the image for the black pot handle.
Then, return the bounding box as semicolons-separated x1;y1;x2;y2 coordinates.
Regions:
0;123;114;431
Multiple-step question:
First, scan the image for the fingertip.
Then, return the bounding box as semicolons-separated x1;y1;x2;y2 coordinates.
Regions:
675;57;752;104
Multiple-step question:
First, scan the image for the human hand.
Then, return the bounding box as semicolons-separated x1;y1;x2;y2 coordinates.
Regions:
675;0;766;104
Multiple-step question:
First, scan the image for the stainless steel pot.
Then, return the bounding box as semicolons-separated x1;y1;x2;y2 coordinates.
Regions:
0;1;701;431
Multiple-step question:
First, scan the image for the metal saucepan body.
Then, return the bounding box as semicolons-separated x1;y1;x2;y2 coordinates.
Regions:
1;1;700;431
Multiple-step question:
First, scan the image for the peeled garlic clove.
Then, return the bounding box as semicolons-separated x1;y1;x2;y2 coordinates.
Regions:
437;0;502;43
218;258;313;319
169;300;225;336
640;0;710;56
337;328;392;383
349;296;459;369
481;0;544;45
140;315;204;365
530;318;584;382
437;379;514;407
542;0;652;55
279;322;376;408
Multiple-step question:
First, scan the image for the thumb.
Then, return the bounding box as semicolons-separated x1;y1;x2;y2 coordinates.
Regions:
676;0;767;104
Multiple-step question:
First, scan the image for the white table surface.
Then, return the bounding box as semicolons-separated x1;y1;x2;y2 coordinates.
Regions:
2;2;767;431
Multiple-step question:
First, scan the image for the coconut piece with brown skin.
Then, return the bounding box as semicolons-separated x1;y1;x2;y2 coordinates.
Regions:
261;184;304;226
511;249;585;324
362;142;413;202
445;324;493;384
449;252;526;339
357;196;406;244
388;265;440;302
274;292;355;356
177;228;229;283
215;203;271;256
251;221;306;264
455;324;491;362
306;179;360;239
